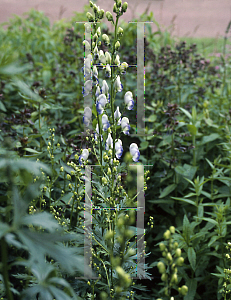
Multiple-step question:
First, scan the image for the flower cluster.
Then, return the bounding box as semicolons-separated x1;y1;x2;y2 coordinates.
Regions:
81;0;139;164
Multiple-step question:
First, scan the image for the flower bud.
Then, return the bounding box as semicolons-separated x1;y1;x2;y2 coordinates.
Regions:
170;226;175;234
105;229;114;240
173;242;178;249
159;243;166;252
161;273;168;282
175;248;181;257
115;41;120;51
166;252;172;262
170;273;178;284
89;1;94;8
93;33;98;42
157;261;166;274
93;4;99;14
114;54;120;65
181;285;188;296
105;51;111;64
102;177;108;185
98;9;104;19
113;3;118;13
117;26;123;36
86;12;94;22
96;27;101;37
102;34;110;46
121;2;128;13
116;0;122;8
106;11;114;23
107;168;111;175
163;230;171;240
176;257;184;266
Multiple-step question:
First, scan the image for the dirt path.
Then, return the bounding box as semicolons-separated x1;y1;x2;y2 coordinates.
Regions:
1;0;231;38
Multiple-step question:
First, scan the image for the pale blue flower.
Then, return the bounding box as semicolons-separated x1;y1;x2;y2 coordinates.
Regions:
82;80;92;97
130;143;140;162
96;94;107;114
115;139;123;159
83;107;92;126
114;75;123;93
79;149;89;165
105;133;113;150
102;114;110;131
124;91;134;110
114;106;121;125
121;117;130;135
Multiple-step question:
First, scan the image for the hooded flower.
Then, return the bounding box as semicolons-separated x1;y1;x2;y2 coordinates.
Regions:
114;106;121;125
124;91;134;110
114;75;123;93
121;117;130;135
95;85;101;97
96;94;107;114
94;124;103;142
130;143;140;162
102;114;110;131
83;107;92;126
79;149;89;165
101;80;110;102
115;139;123;159
105;133;113;150
82;80;92;97
92;65;99;83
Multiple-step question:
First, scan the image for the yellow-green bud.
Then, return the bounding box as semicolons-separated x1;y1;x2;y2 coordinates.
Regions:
116;0;122;8
93;4;99;14
115;41;120;51
170;273;178;284
170;226;175;234
157;261;166;274
181;285;188;296
98;9;104;19
113;3;117;13
117;26;123;36
106;11;113;23
105;51;111;64
121;2;128;13
175;248;181;257
161;273;168;282
107;168;111;175
102;177;108;185
176;257;184;266
86;12;94;22
105;230;114;240
163;230;171;240
96;27;101;37
166;252;172;262
159;243;166;252
60;167;64;172
173;242;178;249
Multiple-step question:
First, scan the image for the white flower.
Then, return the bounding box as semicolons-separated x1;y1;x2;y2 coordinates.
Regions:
121;117;130;135
79;149;89;165
83;107;92;126
92;65;98;81
130;143;140;162
114;106;121;125
105;51;111;64
99;50;106;65
105;64;111;78
94;124;103;142
101;80;110;102
96;94;107;114
105;133;113;150
124;91;134;110
115;139;123;159
95;85;101;97
82;80;92;97
114;75;123;93
102;114;110;131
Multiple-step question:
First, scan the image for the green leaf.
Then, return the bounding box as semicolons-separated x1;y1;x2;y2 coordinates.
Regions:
172;197;197;206
0;222;10;238
184;278;197;300
179;107;192;119
159;184;177;198
188;247;196;271
22;212;60;232
187;124;197;135
183;214;190;241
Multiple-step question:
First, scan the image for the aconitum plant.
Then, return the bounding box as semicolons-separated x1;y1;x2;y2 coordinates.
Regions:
76;0;151;299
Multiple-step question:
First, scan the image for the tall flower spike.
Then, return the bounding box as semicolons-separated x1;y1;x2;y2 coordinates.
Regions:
96;94;107;115
102;114;110;131
121;117;130;135
114;106;121;125
83;107;92;126
124;91;134;110
79;149;89;165
115;139;123;159
130;143;140;162
114;75;123;93
105;133;113;150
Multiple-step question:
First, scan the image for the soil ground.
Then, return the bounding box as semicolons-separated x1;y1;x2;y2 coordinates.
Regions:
1;0;231;38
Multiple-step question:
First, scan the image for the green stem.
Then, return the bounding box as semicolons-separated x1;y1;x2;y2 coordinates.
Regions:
193;134;196;166
1;238;13;300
